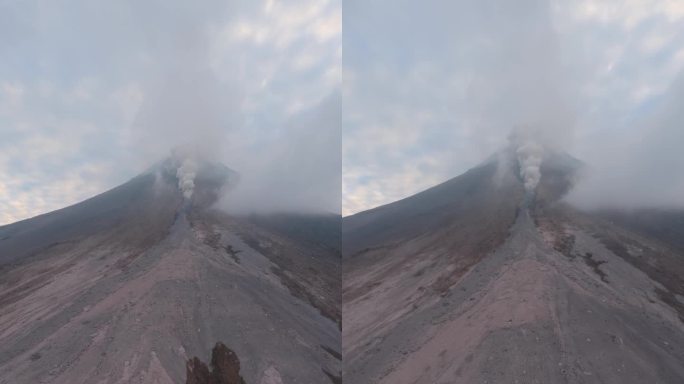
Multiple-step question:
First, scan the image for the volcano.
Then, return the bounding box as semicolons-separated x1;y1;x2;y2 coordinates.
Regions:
0;153;341;383
342;145;684;383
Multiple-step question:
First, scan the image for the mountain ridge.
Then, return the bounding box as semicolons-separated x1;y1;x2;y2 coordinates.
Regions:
0;155;341;384
342;147;684;384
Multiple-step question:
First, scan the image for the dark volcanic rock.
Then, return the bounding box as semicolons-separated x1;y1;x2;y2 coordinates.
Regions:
186;357;213;384
186;342;246;384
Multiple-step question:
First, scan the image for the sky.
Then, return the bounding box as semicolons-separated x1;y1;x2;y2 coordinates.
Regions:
343;0;684;215
0;0;341;225
3;1;684;224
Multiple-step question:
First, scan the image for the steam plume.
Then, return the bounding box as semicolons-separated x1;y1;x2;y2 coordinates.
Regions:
510;128;545;193
517;141;543;192
176;158;198;199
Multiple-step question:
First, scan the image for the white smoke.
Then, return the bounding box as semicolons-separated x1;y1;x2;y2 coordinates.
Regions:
509;129;545;193
176;158;198;199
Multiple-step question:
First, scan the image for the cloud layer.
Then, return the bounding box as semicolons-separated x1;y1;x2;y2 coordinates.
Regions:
0;0;340;224
343;0;684;215
3;0;683;222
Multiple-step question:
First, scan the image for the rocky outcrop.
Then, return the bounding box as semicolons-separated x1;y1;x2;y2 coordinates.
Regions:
186;342;246;384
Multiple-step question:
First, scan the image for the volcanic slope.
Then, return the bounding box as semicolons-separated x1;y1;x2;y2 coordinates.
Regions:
0;155;341;384
342;148;684;384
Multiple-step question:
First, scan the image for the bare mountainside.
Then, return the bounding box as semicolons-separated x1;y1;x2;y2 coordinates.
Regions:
0;155;341;384
343;147;684;383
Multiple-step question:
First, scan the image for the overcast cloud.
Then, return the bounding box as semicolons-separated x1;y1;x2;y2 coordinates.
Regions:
3;0;683;223
0;0;341;225
343;0;684;215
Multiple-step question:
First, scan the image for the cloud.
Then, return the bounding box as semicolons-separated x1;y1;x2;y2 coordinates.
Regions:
567;72;684;209
220;90;341;214
0;0;340;225
343;0;684;215
0;76;132;225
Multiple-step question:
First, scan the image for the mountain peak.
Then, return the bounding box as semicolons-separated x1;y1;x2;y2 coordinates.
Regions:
152;149;239;208
494;129;583;207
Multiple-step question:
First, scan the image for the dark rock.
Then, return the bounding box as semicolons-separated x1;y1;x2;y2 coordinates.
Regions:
186;357;213;384
186;342;246;384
